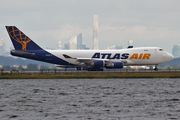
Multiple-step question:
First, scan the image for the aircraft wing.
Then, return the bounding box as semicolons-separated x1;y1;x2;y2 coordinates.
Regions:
63;54;129;67
76;58;109;62
76;58;93;61
76;57;129;64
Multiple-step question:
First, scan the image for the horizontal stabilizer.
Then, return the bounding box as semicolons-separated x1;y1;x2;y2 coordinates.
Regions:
11;50;35;56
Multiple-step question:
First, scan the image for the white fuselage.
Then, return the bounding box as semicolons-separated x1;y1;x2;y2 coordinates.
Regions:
46;47;174;67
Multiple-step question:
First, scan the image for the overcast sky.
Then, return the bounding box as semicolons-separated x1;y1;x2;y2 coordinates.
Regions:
0;0;180;53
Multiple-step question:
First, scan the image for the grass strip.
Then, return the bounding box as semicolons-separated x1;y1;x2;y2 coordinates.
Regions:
0;72;180;79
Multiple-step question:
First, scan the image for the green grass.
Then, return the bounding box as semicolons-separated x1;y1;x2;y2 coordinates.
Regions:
1;72;180;79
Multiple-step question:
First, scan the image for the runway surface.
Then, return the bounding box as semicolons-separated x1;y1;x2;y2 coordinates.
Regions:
0;79;180;120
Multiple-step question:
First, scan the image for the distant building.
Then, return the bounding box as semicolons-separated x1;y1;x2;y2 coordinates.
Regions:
64;33;89;50
58;41;63;50
107;45;123;50
93;15;98;50
69;36;77;50
0;39;5;55
127;40;133;48
172;44;180;58
116;45;123;49
81;44;89;50
77;33;82;49
128;40;133;46
64;43;69;50
108;45;116;49
67;33;83;50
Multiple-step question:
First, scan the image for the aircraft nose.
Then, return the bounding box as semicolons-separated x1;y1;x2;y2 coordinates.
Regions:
166;52;174;62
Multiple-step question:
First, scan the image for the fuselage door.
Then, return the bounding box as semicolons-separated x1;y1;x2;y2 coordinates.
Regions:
155;49;157;53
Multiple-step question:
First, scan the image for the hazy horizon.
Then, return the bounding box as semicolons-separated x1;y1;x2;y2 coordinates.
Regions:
0;0;180;53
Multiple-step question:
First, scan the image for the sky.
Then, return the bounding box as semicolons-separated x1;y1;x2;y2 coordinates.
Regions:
0;0;180;53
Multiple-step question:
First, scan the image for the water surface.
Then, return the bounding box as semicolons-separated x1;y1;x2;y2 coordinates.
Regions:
0;79;180;120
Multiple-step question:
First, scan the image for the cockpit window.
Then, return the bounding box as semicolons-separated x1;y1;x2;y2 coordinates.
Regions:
159;49;163;51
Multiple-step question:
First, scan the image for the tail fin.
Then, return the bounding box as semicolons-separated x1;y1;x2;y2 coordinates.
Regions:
6;26;42;50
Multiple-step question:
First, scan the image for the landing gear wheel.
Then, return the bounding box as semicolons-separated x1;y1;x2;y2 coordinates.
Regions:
154;65;158;71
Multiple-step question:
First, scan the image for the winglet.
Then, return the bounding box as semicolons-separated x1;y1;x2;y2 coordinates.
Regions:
6;26;42;50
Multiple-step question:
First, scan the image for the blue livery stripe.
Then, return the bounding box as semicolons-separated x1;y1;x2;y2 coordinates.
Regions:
11;50;73;66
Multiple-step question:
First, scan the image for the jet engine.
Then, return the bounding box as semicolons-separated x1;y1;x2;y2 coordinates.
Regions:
106;62;123;69
91;60;105;68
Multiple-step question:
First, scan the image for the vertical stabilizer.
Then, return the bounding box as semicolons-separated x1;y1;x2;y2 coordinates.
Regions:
6;26;42;50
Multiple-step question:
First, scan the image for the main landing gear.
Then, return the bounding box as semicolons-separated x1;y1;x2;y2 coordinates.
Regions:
87;68;104;71
154;65;158;71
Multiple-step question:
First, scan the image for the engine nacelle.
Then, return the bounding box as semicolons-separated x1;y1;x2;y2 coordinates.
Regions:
113;62;123;68
91;60;105;68
106;62;123;69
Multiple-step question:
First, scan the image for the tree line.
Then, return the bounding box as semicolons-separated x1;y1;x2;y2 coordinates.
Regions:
1;64;55;71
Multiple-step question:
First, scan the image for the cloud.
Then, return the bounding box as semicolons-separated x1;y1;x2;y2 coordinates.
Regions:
98;24;180;52
30;24;91;40
28;24;92;48
99;25;180;40
0;0;179;53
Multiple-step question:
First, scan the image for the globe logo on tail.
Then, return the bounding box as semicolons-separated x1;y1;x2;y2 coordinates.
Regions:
6;26;31;50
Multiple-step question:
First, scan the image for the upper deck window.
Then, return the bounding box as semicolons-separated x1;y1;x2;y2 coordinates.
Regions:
159;49;163;51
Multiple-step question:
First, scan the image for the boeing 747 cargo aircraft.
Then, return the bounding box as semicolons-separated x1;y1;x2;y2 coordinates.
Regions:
6;26;174;71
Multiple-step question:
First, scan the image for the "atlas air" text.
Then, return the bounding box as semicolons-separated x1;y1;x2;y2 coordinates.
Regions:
92;53;151;59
